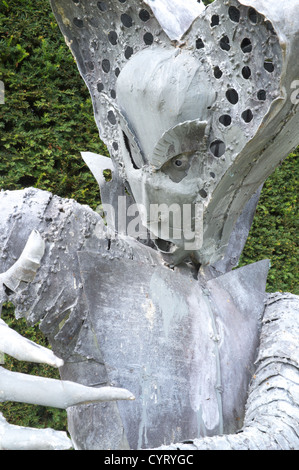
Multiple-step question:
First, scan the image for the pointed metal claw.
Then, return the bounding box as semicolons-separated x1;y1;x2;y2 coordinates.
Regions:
0;319;64;367
0;412;72;450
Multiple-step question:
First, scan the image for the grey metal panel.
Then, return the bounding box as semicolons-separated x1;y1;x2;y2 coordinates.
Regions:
158;293;299;450
77;251;268;448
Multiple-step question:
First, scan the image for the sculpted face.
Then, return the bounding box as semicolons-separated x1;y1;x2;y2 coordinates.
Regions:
116;48;217;261
49;0;296;266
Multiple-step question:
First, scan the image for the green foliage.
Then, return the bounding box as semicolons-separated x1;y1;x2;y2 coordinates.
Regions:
240;151;298;295
0;303;67;431
0;0;104;210
0;0;298;435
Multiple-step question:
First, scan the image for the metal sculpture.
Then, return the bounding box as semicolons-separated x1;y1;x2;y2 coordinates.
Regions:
0;230;134;450
0;0;298;450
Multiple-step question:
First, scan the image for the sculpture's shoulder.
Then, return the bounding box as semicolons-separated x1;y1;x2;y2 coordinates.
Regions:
0;188;161;356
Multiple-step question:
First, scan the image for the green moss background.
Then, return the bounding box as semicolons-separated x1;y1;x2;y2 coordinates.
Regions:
0;0;105;210
0;0;298;434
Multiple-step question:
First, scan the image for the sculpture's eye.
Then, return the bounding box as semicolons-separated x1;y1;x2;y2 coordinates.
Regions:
161;153;193;182
172;155;190;171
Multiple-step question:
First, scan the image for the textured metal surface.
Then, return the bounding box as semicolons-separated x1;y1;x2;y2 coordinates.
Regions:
75;252;268;448
50;0;299;266
0;0;298;451
157;293;299;450
0;188;270;449
0;221;134;450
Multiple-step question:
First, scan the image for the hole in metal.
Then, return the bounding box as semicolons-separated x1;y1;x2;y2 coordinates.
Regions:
241;38;252;53
226;88;239;105
73;18;84;28
97;82;104;92
108;110;116;125
265;20;276;34
257;89;266;101
103;169;112;182
241;109;253;122
102;59;110;73
97;1;107;12
214;66;223;79
211;15;219;27
125;46;134;59
242;66;251;79
199;188;208;198
264;60;274;73
210;140;226;157
219;114;232;127
121;13;133;28
123;132;140;169
144;32;154;45
248;7;258;23
196;38;205;49
108;31;118;45
4;284;14;296
228;6;240;23
220;35;230;51
139;9;150;22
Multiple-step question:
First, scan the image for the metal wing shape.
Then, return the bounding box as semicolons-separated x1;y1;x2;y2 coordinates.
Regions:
50;0;299;266
49;0;175;161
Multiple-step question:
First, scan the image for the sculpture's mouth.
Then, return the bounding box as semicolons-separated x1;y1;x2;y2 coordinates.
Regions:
152;235;202;267
154;238;175;254
147;212;203;265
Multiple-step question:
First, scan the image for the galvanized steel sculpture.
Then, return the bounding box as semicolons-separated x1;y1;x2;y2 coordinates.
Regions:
0;231;135;450
0;0;298;450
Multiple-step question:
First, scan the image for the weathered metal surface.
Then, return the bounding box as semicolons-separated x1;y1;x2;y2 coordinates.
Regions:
50;0;299;266
0;220;134;450
0;188;269;449
0;0;298;451
75;252;268;448
158;293;299;450
143;0;205;41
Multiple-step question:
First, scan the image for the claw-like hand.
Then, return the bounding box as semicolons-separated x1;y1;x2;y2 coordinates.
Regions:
0;412;72;451
0;230;45;299
0;231;134;450
0;318;64;367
